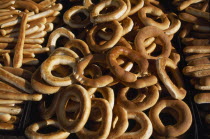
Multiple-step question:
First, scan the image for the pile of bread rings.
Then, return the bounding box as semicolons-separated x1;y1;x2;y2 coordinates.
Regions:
22;0;195;138
0;0;62;130
173;0;210;134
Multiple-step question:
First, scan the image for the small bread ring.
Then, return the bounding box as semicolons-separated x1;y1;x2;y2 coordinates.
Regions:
117;0;131;21
64;39;91;57
117;85;159;111
87;20;123;52
135;26;172;59
128;0;144;15
50;47;79;58
56;84;91;132
41;55;76;86
108;105;128;139
74;54;114;87
164;13;181;35
138;6;170;30
107;46;148;82
46;27;75;53
63;6;91;28
149;99;192;137
90;0;127;23
40;92;61;120
77;98;112;139
156;58;186;100
118;111;153;139
25;119;70;139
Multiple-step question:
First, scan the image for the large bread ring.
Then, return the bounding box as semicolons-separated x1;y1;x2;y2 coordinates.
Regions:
25;119;70;139
77;98;112;139
56;84;91;133
156;58;186;100
149;99;192;137
135;26;172;59
117;85;159;111
107;45;148;82
41;55;76;86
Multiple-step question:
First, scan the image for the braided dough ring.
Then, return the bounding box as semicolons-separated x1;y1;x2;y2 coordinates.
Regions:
149;99;192;137
77;98;112;139
135;26;172;59
117;85;159;111
118;111;153;139
41;55;76;86
107;46;148;82
87;20;123;52
156;58;186;100
56;84;91;132
63;6;91;28
25;119;70;139
90;0;127;23
74;54;114;87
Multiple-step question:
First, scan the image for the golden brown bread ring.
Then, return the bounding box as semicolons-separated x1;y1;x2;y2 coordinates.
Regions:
118;111;153;139
117;85;159;111
194;93;210;104
31;68;60;94
41;55;76;86
135;26;172;59
40;92;61;120
156;58;186;100
63;6;91;28
107;46;148;82
74;54;114;88
138;6;170;30
50;47;79;58
149;99;192;137
64;39;91;57
87;20;123;52
46;27;75;53
0;123;15;130
77;98;112;139
90;0;127;23
25;119;70;139
56;84;91;132
128;0;144;15
108;105;128;139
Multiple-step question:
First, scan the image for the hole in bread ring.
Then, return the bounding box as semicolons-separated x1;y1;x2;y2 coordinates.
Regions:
87;20;123;52
156;58;186;100
74;54;114;87
77;98;112;139
56;84;91;133
149;99;192;137
25;119;70;139
117;85;159;111
118;111;153;138
63;6;91;28
107;46;148;82
90;0;127;23
41;55;76;86
135;26;172;59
